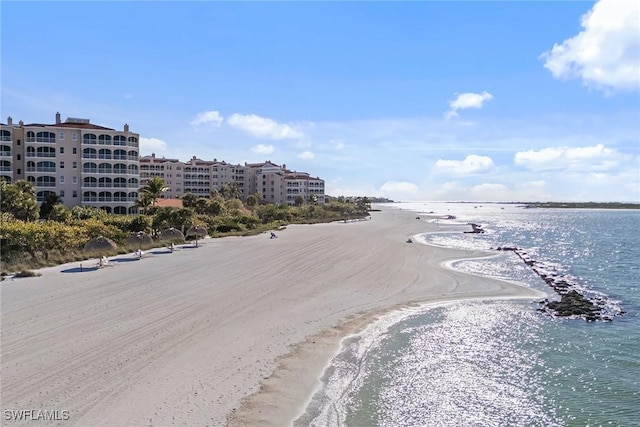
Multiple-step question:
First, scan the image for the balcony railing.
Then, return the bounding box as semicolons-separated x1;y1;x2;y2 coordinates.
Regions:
0;152;12;157
26;153;56;158
0;136;11;142
83;197;137;203
35;182;56;187
0;167;11;172
27;167;56;173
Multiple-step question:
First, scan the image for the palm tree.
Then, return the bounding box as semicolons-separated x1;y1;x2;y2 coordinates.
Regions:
141;176;169;206
135;192;153;214
220;182;241;200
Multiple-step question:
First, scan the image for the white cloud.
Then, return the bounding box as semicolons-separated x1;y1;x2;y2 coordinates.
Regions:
298;150;315;160
445;91;493;119
140;137;168;153
251;144;274;155
330;139;345;150
450;91;494;110
123;94;133;99
433;180;552;202
541;0;640;93
514;144;624;171
227;113;303;139
435;154;495;175
190;110;224;126
379;181;420;200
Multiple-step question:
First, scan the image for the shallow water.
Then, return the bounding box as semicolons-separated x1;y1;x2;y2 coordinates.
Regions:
297;203;640;426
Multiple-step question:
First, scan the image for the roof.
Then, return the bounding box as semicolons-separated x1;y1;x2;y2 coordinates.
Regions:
285;174;324;181
140;156;180;163
49;122;116;131
155;198;184;208
22;122;116;131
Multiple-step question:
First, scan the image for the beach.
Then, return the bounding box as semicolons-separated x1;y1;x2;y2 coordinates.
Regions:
1;206;540;426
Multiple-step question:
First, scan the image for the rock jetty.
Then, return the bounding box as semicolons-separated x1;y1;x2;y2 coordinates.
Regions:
496;246;618;322
464;223;485;234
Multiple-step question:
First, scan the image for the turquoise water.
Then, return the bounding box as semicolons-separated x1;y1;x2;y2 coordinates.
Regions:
297;203;640;426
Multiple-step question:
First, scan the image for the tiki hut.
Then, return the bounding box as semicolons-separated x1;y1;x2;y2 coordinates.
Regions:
186;225;207;247
83;236;118;256
125;231;154;249
158;227;185;243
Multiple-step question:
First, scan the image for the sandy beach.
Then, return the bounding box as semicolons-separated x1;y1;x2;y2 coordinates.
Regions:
1;206;541;426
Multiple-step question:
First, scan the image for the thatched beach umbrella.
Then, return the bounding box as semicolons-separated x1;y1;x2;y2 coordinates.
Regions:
125;231;153;249
186;225;207;247
158;227;185;243
83;235;117;255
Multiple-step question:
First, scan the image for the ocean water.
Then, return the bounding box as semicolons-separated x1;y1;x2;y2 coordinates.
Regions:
296;202;640;427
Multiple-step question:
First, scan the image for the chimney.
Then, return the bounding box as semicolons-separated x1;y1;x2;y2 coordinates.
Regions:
151;153;155;158
19;120;24;126
124;124;129;132
55;112;61;124
7;117;12;126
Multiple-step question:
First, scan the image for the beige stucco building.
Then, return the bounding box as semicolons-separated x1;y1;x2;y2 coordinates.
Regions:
140;156;325;205
1;113;140;214
2;113;324;213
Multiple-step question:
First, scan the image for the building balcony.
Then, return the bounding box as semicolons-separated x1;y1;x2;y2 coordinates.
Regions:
26;167;56;173
26;153;56;158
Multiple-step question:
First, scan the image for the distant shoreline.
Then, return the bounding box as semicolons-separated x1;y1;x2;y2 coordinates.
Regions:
375;201;640;210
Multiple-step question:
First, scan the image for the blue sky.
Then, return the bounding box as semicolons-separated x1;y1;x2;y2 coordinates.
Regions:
2;1;639;202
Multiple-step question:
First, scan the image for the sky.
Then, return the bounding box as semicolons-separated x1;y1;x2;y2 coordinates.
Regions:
2;0;639;202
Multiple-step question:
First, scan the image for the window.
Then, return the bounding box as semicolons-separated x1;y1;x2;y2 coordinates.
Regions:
73;176;77;184
60;147;64;154
72;147;77;154
73;161;77;169
17;154;21;160
17;168;21;174
72;133;77;141
60;190;65;198
17;139;21;145
59;132;65;140
73;190;78;198
60;176;65;184
60;161;65;169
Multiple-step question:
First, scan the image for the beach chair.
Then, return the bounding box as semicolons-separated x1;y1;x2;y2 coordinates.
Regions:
96;256;114;268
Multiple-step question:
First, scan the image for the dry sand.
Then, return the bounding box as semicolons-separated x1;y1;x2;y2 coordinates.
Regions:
1;206;541;426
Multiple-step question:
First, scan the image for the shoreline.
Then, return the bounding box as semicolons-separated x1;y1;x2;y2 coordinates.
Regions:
227;210;544;426
1;206;540;426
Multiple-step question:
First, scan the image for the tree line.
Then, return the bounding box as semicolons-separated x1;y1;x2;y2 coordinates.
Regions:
0;178;371;273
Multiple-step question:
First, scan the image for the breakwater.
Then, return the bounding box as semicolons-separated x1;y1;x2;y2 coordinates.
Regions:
496;246;622;322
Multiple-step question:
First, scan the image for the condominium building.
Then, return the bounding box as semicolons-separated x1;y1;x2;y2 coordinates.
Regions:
139;154;247;199
141;156;325;205
1;112;324;213
0;113;140;214
284;171;326;205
